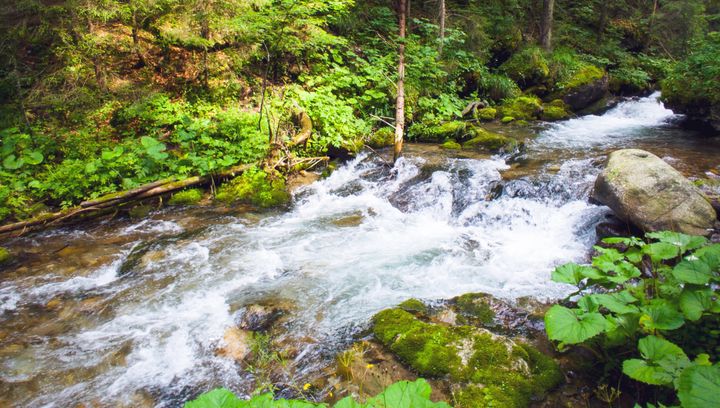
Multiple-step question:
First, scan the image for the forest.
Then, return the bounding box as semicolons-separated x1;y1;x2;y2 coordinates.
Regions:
1;1;720;408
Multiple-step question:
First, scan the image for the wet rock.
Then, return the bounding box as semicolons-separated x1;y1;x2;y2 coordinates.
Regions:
287;171;321;193
217;327;252;362
331;213;364;228
237;304;287;332
397;298;428;316
366;127;395;149
592;149;716;236
594;215;635;241
462;127;519;153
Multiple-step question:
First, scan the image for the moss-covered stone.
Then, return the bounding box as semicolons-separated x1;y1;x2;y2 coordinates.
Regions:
475;107;498;121
367;127;395;148
398;298;429;316
462;128;518;153
216;167;290;208
371;308;562;408
439;140;462;150
168;188;203;206
0;247;11;264
541;100;570;121
453;293;495;326
500;46;550;87
560;65;605;91
498;96;543;121
409;121;467;143
501;116;515;124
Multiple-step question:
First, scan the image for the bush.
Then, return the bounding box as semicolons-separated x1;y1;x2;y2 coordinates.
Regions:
477;71;521;102
663;33;720;108
545;232;720;407
500;46;550;87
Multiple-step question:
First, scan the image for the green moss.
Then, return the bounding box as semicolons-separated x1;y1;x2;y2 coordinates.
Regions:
409;121;467;143
558;65;604;92
541;105;570;121
462;128;517;153
168;188;203;206
439;140;462;150
216;167;290;208
476;107;498;121
367;127;395;148
453;293;496;326
500;46;550;87
499;96;543;121
372;308;563;408
0;247;11;264
501;116;515;124
398;298;429;316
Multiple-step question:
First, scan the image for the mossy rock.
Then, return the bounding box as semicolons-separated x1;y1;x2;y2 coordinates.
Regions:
372;308;562;408
475;107;498;121
462;128;518;153
367;127;395;149
0;247;11;264
453;293;496;326
498;96;543;121
168;188;203;206
541;101;570;121
398;298;429;316
216;167;290;208
439;140;462;150
501;116;515;124
409;121;467;143
552;65;608;111
559;65;605;91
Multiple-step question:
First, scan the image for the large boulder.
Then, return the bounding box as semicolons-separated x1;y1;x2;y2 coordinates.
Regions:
592;149;716;236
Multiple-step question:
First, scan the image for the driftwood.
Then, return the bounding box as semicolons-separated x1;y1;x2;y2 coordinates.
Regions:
290;109;313;147
0;164;252;238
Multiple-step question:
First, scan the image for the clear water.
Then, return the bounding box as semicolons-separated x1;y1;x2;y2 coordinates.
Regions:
0;93;718;407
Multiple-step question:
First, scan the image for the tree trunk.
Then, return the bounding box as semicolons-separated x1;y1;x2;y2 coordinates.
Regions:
540;0;554;51
438;0;446;56
645;0;659;49
394;0;407;163
131;10;147;68
596;1;609;43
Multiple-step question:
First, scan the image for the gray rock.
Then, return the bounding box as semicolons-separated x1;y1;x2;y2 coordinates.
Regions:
592;149;716;236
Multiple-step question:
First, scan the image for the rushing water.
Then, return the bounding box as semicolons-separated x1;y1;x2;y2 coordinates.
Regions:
0;93;718;407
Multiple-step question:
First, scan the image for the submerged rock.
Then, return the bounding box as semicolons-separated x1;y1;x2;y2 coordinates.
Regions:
217;327;252;362
462;127;519;153
592;149;716;236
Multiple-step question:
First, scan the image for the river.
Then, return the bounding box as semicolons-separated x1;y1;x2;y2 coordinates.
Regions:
1;93;719;407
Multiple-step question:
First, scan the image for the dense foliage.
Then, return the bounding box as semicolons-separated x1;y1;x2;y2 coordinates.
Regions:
1;0;719;221
545;231;720;407
185;379;450;408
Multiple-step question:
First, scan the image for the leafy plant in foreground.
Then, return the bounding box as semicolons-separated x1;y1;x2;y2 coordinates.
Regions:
544;231;720;407
185;378;450;408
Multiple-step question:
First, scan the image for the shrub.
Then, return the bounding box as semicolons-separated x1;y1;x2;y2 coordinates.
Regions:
544;232;720;407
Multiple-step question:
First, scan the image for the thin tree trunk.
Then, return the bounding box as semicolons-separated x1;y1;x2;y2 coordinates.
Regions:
645;0;658;49
438;0;446;56
596;1;609;43
131;10;147;67
540;0;554;51
394;0;407;163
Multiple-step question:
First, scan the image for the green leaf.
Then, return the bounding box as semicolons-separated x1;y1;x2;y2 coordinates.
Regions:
695;244;720;271
551;263;594;285
646;231;708;253
545;305;606;345
677;365;720;408
603;236;645;247
605;261;642;284
639;300;685;332
366;379;451;408
591;291;639;314
679;288;714;321
643;242;681;263
2;154;24;170
24;150;44;165
622;336;689;386
184;388;242;408
672;259;713;285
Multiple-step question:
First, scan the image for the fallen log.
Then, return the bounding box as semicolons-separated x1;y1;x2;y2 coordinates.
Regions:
0;164;253;238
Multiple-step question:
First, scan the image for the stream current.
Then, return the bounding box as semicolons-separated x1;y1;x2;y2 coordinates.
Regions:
1;93;719;407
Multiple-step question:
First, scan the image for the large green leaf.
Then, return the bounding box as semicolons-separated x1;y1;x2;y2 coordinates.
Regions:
23;150;44;165
185;388;243;408
695;244;720;271
366;379;451;408
679;288;714;321
551;263;597;285
2;154;24;170
591;291;639;314
643;242;681;263
672;259;713;285
677;365;720;408
639;301;685;332
646;232;708;253
545;305;606;344
622;336;689;386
